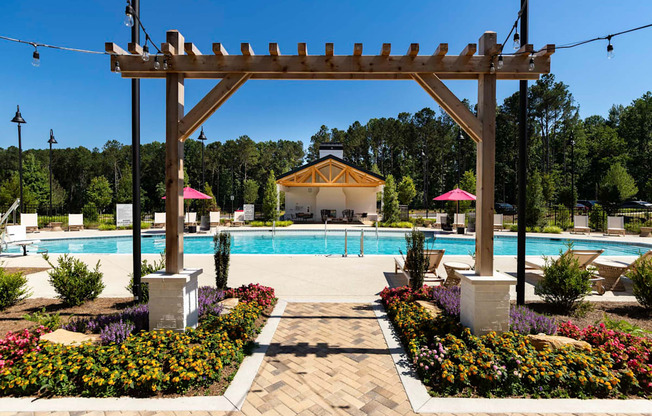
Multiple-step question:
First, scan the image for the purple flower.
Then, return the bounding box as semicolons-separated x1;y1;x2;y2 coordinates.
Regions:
432;286;461;317
509;305;557;335
99;320;135;345
198;286;225;318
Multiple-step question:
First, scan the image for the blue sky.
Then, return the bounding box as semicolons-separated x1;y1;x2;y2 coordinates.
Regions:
1;1;651;151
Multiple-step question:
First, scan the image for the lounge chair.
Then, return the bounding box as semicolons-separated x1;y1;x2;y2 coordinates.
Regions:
394;249;446;286
493;214;504;231
606;216;625;236
210;211;221;227
3;225;40;256
593;249;652;291
68;214;84;231
185;212;197;226
573;215;590;234
21;213;39;233
453;213;465;229
434;213;447;229
232;210;245;226
524;249;604;270
153;212;166;228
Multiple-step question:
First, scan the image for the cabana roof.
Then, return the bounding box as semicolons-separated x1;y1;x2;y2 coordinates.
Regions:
277;155;385;188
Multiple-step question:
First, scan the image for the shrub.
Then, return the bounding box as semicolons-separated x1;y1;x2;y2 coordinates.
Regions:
405;230;427;290
382;174;400;223
22;308;61;330
249;221;265;227
81;203;99;222
377;221;413;228
509;224;519;232
214;232;232;289
225;283;276;309
542;225;562;234
98;223;116;231
127;255;165;303
589;204;606;231
0;268;30;311
627;256;652;310
43;254;105;307
535;248;593;312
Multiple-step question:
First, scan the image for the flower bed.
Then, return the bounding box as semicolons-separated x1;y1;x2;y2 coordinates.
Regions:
380;285;649;398
0;284;276;397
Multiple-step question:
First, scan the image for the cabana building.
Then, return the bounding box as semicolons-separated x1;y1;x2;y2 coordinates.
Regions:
277;144;385;222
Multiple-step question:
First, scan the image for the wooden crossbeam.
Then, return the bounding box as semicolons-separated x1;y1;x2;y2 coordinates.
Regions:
407;43;419;57
184;43;201;56
434;43;448;56
516;44;534;55
128;42;143;55
161;43;176;56
105;42;128;55
269;43;280;56
461;43;477;56
353;43;363;56
325;43;334;56
241;43;254;56
381;43;391;56
213;43;228;56
298;43;307;56
177;73;251;141
535;44;555;57
412;73;482;143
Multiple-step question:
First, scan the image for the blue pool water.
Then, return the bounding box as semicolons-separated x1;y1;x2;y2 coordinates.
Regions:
12;231;650;256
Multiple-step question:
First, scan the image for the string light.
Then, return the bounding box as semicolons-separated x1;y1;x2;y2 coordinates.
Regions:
513;32;520;50
163;59;169;70
114;61;121;73
497;55;504;70
489;61;495;74
124;1;135;27
528;54;535;71
556;22;652;60
142;44;150;62
154;56;160;70
607;37;614;59
31;47;40;67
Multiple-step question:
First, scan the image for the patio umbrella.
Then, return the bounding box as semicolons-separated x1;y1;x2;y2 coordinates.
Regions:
433;188;476;215
162;187;212;200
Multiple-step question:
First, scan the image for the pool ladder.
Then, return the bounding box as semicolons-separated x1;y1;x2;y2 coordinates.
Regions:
342;229;364;257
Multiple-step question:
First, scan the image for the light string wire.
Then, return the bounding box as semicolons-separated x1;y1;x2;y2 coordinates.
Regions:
127;0;162;54
556;22;652;50
0;34;109;55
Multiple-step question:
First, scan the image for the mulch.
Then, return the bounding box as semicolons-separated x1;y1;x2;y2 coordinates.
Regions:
525;301;652;333
0;297;135;335
4;267;50;276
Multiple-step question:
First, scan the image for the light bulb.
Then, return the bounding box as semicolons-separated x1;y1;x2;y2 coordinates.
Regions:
163;59;168;70
607;43;614;59
154;56;160;70
142;45;150;62
124;4;134;27
32;50;40;67
497;55;504;70
114;61;121;73
528;56;535;71
513;32;520;50
489;62;495;74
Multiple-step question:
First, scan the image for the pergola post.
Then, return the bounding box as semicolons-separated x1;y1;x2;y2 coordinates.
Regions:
165;30;185;274
474;31;497;276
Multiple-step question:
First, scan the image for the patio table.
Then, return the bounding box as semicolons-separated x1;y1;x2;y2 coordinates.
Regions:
593;260;628;291
443;261;472;287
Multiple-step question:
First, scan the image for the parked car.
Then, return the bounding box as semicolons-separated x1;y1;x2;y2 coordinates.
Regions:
619;200;652;209
575;203;590;212
578;200;599;209
495;202;517;215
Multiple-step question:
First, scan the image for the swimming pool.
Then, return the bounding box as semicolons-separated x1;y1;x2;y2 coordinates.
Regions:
12;231;651;256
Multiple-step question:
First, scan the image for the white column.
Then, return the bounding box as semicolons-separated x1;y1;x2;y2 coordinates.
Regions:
143;268;202;332
458;270;516;336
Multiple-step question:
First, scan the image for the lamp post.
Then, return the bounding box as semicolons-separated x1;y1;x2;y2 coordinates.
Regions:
197;127;207;187
569;130;575;223
48;129;57;215
422;149;428;219
10;106;26;213
457;129;464;186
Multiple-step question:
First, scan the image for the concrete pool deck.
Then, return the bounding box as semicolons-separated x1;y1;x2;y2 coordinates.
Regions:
0;226;646;302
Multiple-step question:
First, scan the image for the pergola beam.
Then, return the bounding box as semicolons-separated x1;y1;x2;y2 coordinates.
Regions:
178;73;251;142
184;43;201;56
412;73;483;143
118;72;542;81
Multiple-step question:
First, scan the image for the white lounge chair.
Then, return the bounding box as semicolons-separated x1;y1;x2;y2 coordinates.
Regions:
4;225;40;256
210;211;221;227
185;212;197;226
573;215;590;234
434;213;447;229
524;249;606;294
68;214;84;231
21;213;39;233
606;216;625;236
453;213;465;229
394;249;446;286
153;212;166;228
493;214;504;231
593;250;652;292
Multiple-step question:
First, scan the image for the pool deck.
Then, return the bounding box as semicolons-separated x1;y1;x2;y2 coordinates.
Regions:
1;226;647;302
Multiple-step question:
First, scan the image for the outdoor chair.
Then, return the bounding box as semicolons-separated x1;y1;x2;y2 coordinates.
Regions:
524;249;606;294
493;214;504;231
68;214;84;231
185;212;197;226
209;211;221;227
153;212;166;228
21;213;39;233
342;209;354;222
394;249;446;286
593;249;652;292
606;216;626;236
453;213;465;229
434;213;447;229
3;225;40;256
573;215;590;234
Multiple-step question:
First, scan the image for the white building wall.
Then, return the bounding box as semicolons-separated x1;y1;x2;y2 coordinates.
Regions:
342;188;378;215
316;187;346;217
284;187;317;217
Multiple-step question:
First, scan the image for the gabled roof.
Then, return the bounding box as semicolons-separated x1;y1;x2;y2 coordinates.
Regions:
277;155;385;188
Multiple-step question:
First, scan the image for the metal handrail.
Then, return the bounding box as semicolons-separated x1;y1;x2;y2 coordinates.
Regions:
360;229;364;257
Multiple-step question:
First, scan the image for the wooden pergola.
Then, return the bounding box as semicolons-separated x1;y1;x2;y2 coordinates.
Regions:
107;30;554;277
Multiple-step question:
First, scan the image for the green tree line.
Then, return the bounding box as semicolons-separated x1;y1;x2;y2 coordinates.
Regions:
0;74;650;214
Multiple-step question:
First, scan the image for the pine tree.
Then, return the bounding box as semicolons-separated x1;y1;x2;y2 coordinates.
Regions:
382;175;400;223
262;170;278;221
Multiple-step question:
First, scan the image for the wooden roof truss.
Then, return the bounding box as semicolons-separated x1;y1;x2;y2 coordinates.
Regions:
277;158;385;188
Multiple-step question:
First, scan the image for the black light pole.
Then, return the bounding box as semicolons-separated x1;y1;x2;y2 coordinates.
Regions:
11;106;26;214
516;0;529;306
457;129;463;186
570;131;575;222
422;149;428;219
198;127;207;187
126;0;142;301
48;129;57;215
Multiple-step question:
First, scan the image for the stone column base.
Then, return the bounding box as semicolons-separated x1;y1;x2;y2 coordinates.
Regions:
458;270;516;336
142;268;202;332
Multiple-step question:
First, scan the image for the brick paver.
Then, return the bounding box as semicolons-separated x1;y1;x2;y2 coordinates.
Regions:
1;302;647;415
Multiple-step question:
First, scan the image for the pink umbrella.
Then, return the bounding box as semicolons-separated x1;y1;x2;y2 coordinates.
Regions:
433;188;476;215
162;187;212;200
